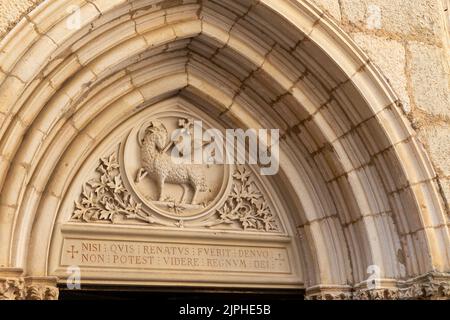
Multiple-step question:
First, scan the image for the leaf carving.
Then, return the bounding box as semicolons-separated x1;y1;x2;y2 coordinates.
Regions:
72;151;280;233
72;152;146;224
216;166;279;232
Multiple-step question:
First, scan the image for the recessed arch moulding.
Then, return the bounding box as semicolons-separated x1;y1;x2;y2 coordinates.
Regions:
0;0;448;300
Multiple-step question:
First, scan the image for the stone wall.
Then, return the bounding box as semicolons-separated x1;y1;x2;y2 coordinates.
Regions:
314;0;450;213
0;0;449;210
0;0;42;36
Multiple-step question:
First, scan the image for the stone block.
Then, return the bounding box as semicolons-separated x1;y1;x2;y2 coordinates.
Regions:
408;41;450;117
418;125;450;176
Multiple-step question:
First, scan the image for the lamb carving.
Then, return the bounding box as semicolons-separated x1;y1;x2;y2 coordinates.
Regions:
135;120;207;205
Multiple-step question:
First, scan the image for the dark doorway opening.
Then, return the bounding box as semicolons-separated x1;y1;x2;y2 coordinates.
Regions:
59;285;304;301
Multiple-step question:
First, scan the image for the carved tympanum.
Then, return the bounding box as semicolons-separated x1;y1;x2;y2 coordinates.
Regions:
71;116;280;232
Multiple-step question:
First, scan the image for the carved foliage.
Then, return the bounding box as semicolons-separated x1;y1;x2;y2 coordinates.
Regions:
0;278;24;300
306;278;450;300
0;278;58;300
26;285;59;300
353;289;399;300
399;280;450;300
71;152;280;232
72;153;143;223
305;292;353;300
217;166;278;232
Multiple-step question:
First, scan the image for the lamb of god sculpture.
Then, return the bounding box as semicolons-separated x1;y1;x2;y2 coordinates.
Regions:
135;120;208;206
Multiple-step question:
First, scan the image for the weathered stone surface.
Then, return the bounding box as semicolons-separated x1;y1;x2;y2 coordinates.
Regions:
440;178;450;208
0;0;40;36
340;0;443;42
353;33;411;113
408;41;450;117
314;0;342;21
0;0;449;300
419;125;450;176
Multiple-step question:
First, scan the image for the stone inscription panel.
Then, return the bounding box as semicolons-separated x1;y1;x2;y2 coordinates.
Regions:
61;239;291;274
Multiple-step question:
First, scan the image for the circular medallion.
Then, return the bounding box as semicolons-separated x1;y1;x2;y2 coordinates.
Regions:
121;111;231;221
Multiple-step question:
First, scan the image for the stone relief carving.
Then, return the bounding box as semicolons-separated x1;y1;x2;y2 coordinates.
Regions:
0;278;24;300
399;278;450;300
0;278;58;301
71;115;280;233
135;120;207;205
217;166;278;232
305;291;353;300
124;115;229;220
72;153;143;223
353;281;450;300
306;274;450;300
25;285;59;301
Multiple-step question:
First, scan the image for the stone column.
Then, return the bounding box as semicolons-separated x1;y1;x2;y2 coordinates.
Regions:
0;268;59;300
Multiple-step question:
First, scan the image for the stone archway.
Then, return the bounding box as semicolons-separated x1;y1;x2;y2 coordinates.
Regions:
0;0;448;300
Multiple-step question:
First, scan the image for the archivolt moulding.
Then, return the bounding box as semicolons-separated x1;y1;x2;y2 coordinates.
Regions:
0;0;447;299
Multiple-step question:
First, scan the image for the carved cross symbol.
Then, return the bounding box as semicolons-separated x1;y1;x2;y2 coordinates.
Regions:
274;253;285;262
67;245;79;259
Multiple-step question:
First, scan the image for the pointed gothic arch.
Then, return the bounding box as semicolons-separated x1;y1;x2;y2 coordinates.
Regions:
0;0;448;300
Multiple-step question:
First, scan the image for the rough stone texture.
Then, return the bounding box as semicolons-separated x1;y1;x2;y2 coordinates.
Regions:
339;0;443;43
408;41;450;117
0;0;449;300
419;125;450;176
442;178;450;209
353;33;411;113
0;0;40;37
313;0;342;21
336;0;450;217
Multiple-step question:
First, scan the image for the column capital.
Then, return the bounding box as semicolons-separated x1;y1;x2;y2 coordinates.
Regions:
305;285;353;300
306;272;450;300
24;276;59;300
0;268;59;300
0;268;25;300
